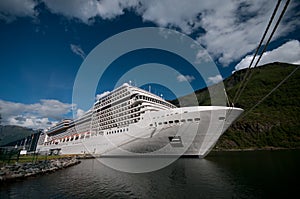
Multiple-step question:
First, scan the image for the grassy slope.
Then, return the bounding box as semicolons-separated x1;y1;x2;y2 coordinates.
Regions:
0;125;36;146
172;62;300;149
219;62;300;149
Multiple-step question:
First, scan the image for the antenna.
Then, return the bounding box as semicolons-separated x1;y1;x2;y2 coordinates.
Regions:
129;80;132;86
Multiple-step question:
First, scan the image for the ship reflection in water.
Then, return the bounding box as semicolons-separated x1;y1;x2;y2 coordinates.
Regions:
1;150;299;198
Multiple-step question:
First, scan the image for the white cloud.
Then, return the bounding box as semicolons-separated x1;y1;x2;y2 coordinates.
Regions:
8;116;54;130
195;49;212;64
207;74;223;84
96;0;138;20
0;99;76;129
96;91;111;100
177;75;195;83
76;108;85;119
70;44;86;59
42;0;140;23
1;0;299;68
0;0;37;22
138;0;203;34
40;0;300;67
42;0;99;23
196;1;300;66
235;40;300;71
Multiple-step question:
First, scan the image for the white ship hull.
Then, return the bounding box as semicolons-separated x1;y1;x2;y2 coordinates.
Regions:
37;106;243;158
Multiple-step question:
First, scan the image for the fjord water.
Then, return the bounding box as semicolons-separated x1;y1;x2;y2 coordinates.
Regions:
1;150;299;199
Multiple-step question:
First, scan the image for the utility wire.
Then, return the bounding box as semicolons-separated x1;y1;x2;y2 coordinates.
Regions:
234;0;291;105
239;65;299;120
232;0;284;105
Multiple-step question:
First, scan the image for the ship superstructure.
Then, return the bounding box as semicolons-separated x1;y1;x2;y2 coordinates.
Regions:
37;83;243;157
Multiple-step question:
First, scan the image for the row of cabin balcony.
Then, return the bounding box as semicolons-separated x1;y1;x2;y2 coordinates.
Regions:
97;106;141;121
92;109;142;126
50;122;91;140
135;95;175;109
92;102;141;121
94;116;141;130
94;88;130;108
91;104;156;128
92;112;143;129
96;112;141;127
92;106;142;126
49;129;90;142
94;100;131;115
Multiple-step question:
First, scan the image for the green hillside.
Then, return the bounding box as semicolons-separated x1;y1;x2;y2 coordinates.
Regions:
0;125;36;146
173;62;300;149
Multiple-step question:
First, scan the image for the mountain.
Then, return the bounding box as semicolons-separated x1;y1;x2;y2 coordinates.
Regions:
0;125;36;146
172;62;300;150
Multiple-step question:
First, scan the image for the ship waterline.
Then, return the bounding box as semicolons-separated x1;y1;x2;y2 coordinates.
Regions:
36;84;243;157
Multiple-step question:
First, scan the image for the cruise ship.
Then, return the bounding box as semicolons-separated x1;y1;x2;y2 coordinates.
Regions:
36;83;243;157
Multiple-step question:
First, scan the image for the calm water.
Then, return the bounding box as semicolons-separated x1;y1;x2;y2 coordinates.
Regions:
1;150;299;199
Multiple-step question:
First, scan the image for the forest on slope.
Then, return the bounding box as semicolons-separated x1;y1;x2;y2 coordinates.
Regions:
172;62;300;149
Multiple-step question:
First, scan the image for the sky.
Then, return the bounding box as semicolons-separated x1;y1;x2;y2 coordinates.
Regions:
0;0;299;130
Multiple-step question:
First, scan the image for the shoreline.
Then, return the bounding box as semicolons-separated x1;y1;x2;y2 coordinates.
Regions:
212;146;300;152
0;157;80;183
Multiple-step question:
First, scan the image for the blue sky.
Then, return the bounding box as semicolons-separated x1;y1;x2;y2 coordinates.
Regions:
0;0;299;129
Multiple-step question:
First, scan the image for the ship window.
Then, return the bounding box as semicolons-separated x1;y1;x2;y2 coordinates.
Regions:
184;111;188;113
194;118;200;121
80;135;84;139
158;122;162;125
75;136;79;140
175;120;179;123
169;121;173;124
164;121;167;124
180;119;186;122
187;119;193;122
149;124;153;126
70;138;74;141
